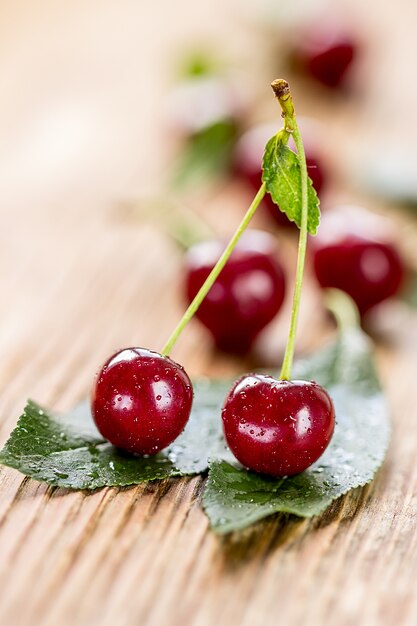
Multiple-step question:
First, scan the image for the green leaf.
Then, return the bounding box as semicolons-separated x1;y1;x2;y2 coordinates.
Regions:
0;380;231;490
203;328;390;534
172;120;238;189
262;133;320;234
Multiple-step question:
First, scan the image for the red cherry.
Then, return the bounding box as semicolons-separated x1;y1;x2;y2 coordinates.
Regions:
312;208;405;315
91;348;193;455
184;230;286;353
234;122;325;227
222;375;335;477
294;24;357;88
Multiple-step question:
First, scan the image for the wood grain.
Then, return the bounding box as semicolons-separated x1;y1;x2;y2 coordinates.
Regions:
1;1;417;624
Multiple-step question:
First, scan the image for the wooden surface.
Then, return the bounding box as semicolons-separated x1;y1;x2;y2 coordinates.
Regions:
1;1;417;625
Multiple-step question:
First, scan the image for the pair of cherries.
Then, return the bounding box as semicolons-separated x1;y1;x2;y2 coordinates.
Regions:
91;228;333;478
90;232;299;473
92;348;335;478
92;208;403;477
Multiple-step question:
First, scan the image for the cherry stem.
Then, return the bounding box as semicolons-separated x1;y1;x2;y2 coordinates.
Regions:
274;81;309;381
161;183;266;356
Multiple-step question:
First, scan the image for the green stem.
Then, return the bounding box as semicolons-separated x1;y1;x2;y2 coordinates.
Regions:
273;84;309;380
161;183;266;356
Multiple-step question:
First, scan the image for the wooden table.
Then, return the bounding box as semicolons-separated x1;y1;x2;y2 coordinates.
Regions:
1;1;417;624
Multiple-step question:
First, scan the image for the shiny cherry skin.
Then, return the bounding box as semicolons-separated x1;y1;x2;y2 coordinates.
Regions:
234;122;325;227
294;24;357;88
222;376;335;477
91;348;193;455
184;230;286;353
312;208;405;316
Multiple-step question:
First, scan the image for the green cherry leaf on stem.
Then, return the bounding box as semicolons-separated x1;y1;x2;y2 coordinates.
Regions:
203;327;390;534
262;131;320;235
0;380;231;490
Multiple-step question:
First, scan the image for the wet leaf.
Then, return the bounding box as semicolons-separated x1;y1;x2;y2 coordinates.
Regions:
0;380;230;490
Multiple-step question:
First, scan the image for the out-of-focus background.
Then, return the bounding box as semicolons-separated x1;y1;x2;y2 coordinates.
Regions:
1;0;416;366
1;1;417;624
0;0;416;211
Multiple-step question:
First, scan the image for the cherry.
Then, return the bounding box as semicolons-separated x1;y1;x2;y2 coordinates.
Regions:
184;230;286;353
91;348;193;455
312;208;405;316
222;375;335;477
234;122;325;227
293;23;357;88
